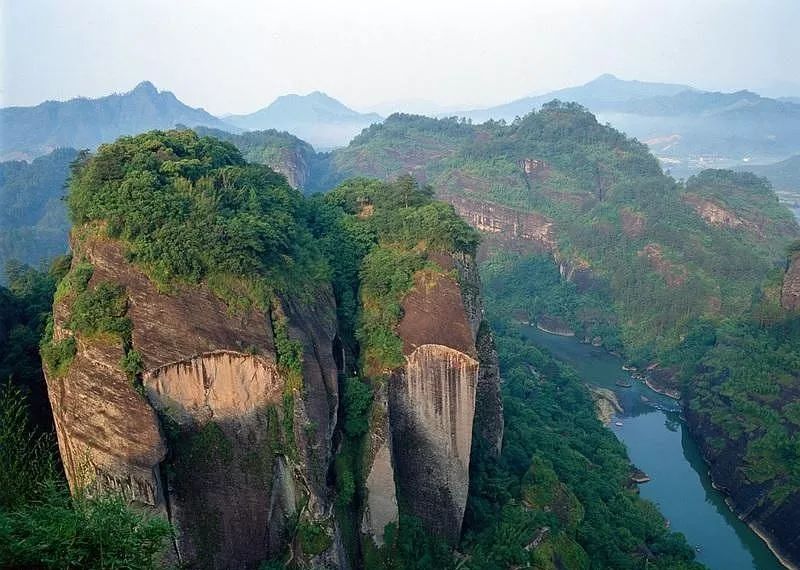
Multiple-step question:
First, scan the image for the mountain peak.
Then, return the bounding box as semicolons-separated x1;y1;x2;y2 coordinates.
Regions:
131;81;158;95
593;73;620;82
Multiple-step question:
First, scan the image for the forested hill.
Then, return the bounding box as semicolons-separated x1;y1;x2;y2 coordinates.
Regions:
192;126;319;190
459;75;800;174
310;104;799;359
0;148;78;282
302;105;800;565
2;129;706;569
0;81;235;161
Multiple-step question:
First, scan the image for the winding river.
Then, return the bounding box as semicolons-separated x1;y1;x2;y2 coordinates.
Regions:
522;325;785;570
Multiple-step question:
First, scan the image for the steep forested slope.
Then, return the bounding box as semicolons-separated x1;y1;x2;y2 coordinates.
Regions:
294;104;800;567
0;148;78;281
314;104;799;359
3;129;708;569
193;126;319;190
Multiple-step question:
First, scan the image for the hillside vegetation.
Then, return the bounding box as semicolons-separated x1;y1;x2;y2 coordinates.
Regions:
314;103;799;360
0;148;78;281
3;130;710;568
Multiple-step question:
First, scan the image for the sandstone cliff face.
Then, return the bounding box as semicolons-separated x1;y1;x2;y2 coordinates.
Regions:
782;252;800;311
445;194;598;294
45;234;342;569
266;146;312;190
682;193;764;236
361;252;503;545
446;194;556;254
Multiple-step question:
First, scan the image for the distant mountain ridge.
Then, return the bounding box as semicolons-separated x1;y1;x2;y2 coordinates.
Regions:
460;74;800;175
226;91;381;150
0;81;236;161
462;74;695;123
743;154;800;189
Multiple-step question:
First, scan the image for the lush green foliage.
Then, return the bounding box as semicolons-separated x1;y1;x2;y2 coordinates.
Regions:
68;129;328;304
0;383;171;569
296;520;333;557
313;105;798;360
0;149;78;282
0;261;64;426
482;252;621;349
194;125;319;190
320;176;478;376
68;281;131;342
662;315;800;504
462;327;703;570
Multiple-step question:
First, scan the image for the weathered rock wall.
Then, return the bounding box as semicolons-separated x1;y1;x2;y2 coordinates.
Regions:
44;233;342;569
361;252;503;545
389;344;478;543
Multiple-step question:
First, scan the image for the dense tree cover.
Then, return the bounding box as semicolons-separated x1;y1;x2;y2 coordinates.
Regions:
305;175;482;566
318;114;477;193
316;175;479;376
0;383;171;569
0;148;78;283
310;104;799;361
8;121;781;568
68;129;328;307
481;252;621;348
654;306;800;505
0;262;171;566
193;125;320;190
461;327;703;570
0;261;68;430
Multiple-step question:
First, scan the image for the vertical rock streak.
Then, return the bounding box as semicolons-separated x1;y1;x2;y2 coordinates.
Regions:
403;345;478;462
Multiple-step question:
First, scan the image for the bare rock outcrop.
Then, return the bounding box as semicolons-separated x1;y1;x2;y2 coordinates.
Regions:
446;194;556;253
782;252;800;311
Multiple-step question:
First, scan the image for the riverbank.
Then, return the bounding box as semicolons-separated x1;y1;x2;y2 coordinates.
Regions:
643;376;681;400
522;324;787;570
535;315;575;337
588;386;623;424
750;523;798;570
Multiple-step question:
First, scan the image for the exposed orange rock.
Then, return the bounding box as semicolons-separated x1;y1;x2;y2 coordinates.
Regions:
683;193;763;237
362;252;502;546
639;243;687;287
48;337;166;505
782;252;800;311
621;208;646;238
445;194;556;252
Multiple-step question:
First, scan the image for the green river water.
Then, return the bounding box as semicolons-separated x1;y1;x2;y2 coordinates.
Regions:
521;325;786;570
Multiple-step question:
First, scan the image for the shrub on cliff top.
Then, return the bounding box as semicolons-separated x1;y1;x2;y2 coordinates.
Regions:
67;130;328;302
320;176;479;377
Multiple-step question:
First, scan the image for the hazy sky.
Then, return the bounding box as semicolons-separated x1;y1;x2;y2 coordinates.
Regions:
2;0;799;115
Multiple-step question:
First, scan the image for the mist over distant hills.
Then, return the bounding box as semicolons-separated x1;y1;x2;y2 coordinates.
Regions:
3;75;799;177
0;81;235;161
461;74;695;123
226;91;381;150
459;74;800;176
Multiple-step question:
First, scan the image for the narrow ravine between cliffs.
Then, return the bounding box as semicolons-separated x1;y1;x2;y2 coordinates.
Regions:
522;325;786;570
